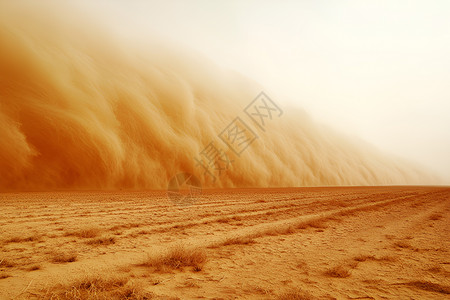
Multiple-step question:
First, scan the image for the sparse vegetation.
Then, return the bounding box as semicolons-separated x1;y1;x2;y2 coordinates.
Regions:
0;187;448;298
86;236;116;245
27;264;41;271
393;241;414;249
353;254;375;262
277;288;315;300
51;251;78;263
149;277;162;286
3;233;42;243
251;285;273;296
222;236;256;246
182;279;200;288
193;265;203;272
65;227;102;238
0;259;15;268
324;265;352;278
294;217;334;230
141;245;206;271
41;275;153;299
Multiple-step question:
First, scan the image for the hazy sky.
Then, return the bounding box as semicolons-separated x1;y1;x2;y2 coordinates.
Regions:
83;0;450;182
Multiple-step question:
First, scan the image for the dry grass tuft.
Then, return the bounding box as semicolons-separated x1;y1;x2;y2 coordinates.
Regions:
393;241;414;249
0;259;16;268
324;265;351;278
295;218;330;230
141;245;206;271
182;279;200;288
41;275;153;299
353;254;376;262
222;236;256;246
264;224;299;236
277;288;315;300
251;285;273;296
4;233;42;243
263;225;298;236
65;227;102;238
0;272;11;279
27;264;41;271
51;251;78;263
86;236;116;246
193;265;203;272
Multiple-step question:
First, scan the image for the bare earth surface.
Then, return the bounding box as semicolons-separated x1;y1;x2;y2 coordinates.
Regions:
0;186;449;299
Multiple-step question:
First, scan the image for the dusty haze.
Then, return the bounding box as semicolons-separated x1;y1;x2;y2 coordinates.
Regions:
0;2;439;191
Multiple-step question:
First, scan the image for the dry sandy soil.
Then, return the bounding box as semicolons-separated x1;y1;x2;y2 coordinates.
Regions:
0;186;449;299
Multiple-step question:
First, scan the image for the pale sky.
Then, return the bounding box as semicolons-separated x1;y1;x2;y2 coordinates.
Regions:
82;0;450;182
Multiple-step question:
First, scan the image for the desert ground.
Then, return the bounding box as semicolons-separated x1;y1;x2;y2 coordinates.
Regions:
0;186;449;299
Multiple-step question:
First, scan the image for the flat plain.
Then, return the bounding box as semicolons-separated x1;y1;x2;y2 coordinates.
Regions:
0;186;449;299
